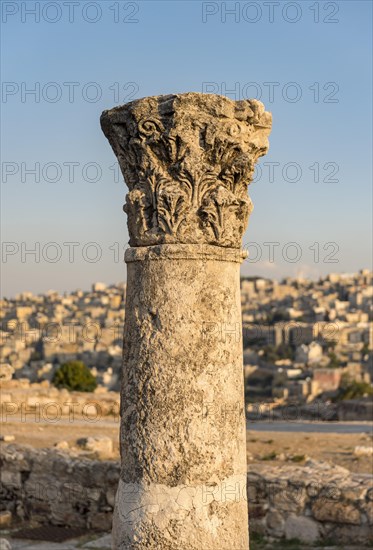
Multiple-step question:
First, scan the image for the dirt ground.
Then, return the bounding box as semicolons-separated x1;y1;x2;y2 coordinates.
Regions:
246;429;373;474
1;417;121;459
1;416;373;473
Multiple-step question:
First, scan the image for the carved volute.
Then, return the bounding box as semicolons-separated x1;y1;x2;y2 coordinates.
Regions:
101;92;272;248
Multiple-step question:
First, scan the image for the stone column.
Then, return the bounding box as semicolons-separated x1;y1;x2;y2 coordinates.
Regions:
101;93;271;550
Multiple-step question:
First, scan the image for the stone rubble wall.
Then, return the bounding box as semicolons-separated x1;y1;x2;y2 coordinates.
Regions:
248;462;373;546
0;444;118;532
0;444;372;546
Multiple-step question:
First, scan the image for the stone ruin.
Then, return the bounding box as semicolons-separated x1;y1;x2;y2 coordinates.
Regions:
100;92;272;549
1;444;372;547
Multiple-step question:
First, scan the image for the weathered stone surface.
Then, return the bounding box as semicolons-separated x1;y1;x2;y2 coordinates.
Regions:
120;245;246;485
247;462;372;545
266;510;284;536
101;93;271;249
0;363;14;381
354;445;373;456
1;470;22;488
0;511;12;527
364;501;373;524
0;539;12;550
285;515;319;543
0;435;15;443
0;444;117;531
101;93;272;550
112;245;249;549
312;500;361;525
2;445;373;547
270;481;306;514
76;436;113;457
54;441;69;450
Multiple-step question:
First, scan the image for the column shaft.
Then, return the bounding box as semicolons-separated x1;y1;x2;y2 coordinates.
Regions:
113;245;248;550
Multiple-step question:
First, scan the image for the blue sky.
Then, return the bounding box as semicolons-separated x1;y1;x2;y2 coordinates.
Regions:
1;0;372;296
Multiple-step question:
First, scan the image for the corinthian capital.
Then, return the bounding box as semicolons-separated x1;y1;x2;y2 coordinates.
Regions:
101;92;271;248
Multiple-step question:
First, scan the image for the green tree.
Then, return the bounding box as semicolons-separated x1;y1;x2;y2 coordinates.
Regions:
327;351;341;369
334;374;373;401
262;343;294;363
361;342;370;356
52;361;97;392
338;381;373;400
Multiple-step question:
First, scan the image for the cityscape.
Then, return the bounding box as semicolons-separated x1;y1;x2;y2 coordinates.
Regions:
1;269;372;419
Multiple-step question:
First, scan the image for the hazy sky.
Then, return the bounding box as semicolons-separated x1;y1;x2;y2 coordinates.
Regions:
1;0;372;297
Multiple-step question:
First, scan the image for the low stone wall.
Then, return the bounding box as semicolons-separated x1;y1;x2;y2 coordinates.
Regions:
0;444;118;532
248;462;373;546
1;444;372;546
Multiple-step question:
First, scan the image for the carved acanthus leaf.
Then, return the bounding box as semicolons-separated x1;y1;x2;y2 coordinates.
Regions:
101;93;271;247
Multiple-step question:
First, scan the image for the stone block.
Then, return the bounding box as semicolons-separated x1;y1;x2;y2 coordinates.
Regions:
0;511;12;527
354;446;373;456
76;436;113;456
312;500;361;525
266;510;285;537
0;470;21;488
285;515;320;543
89;512;112;531
106;488;116;508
